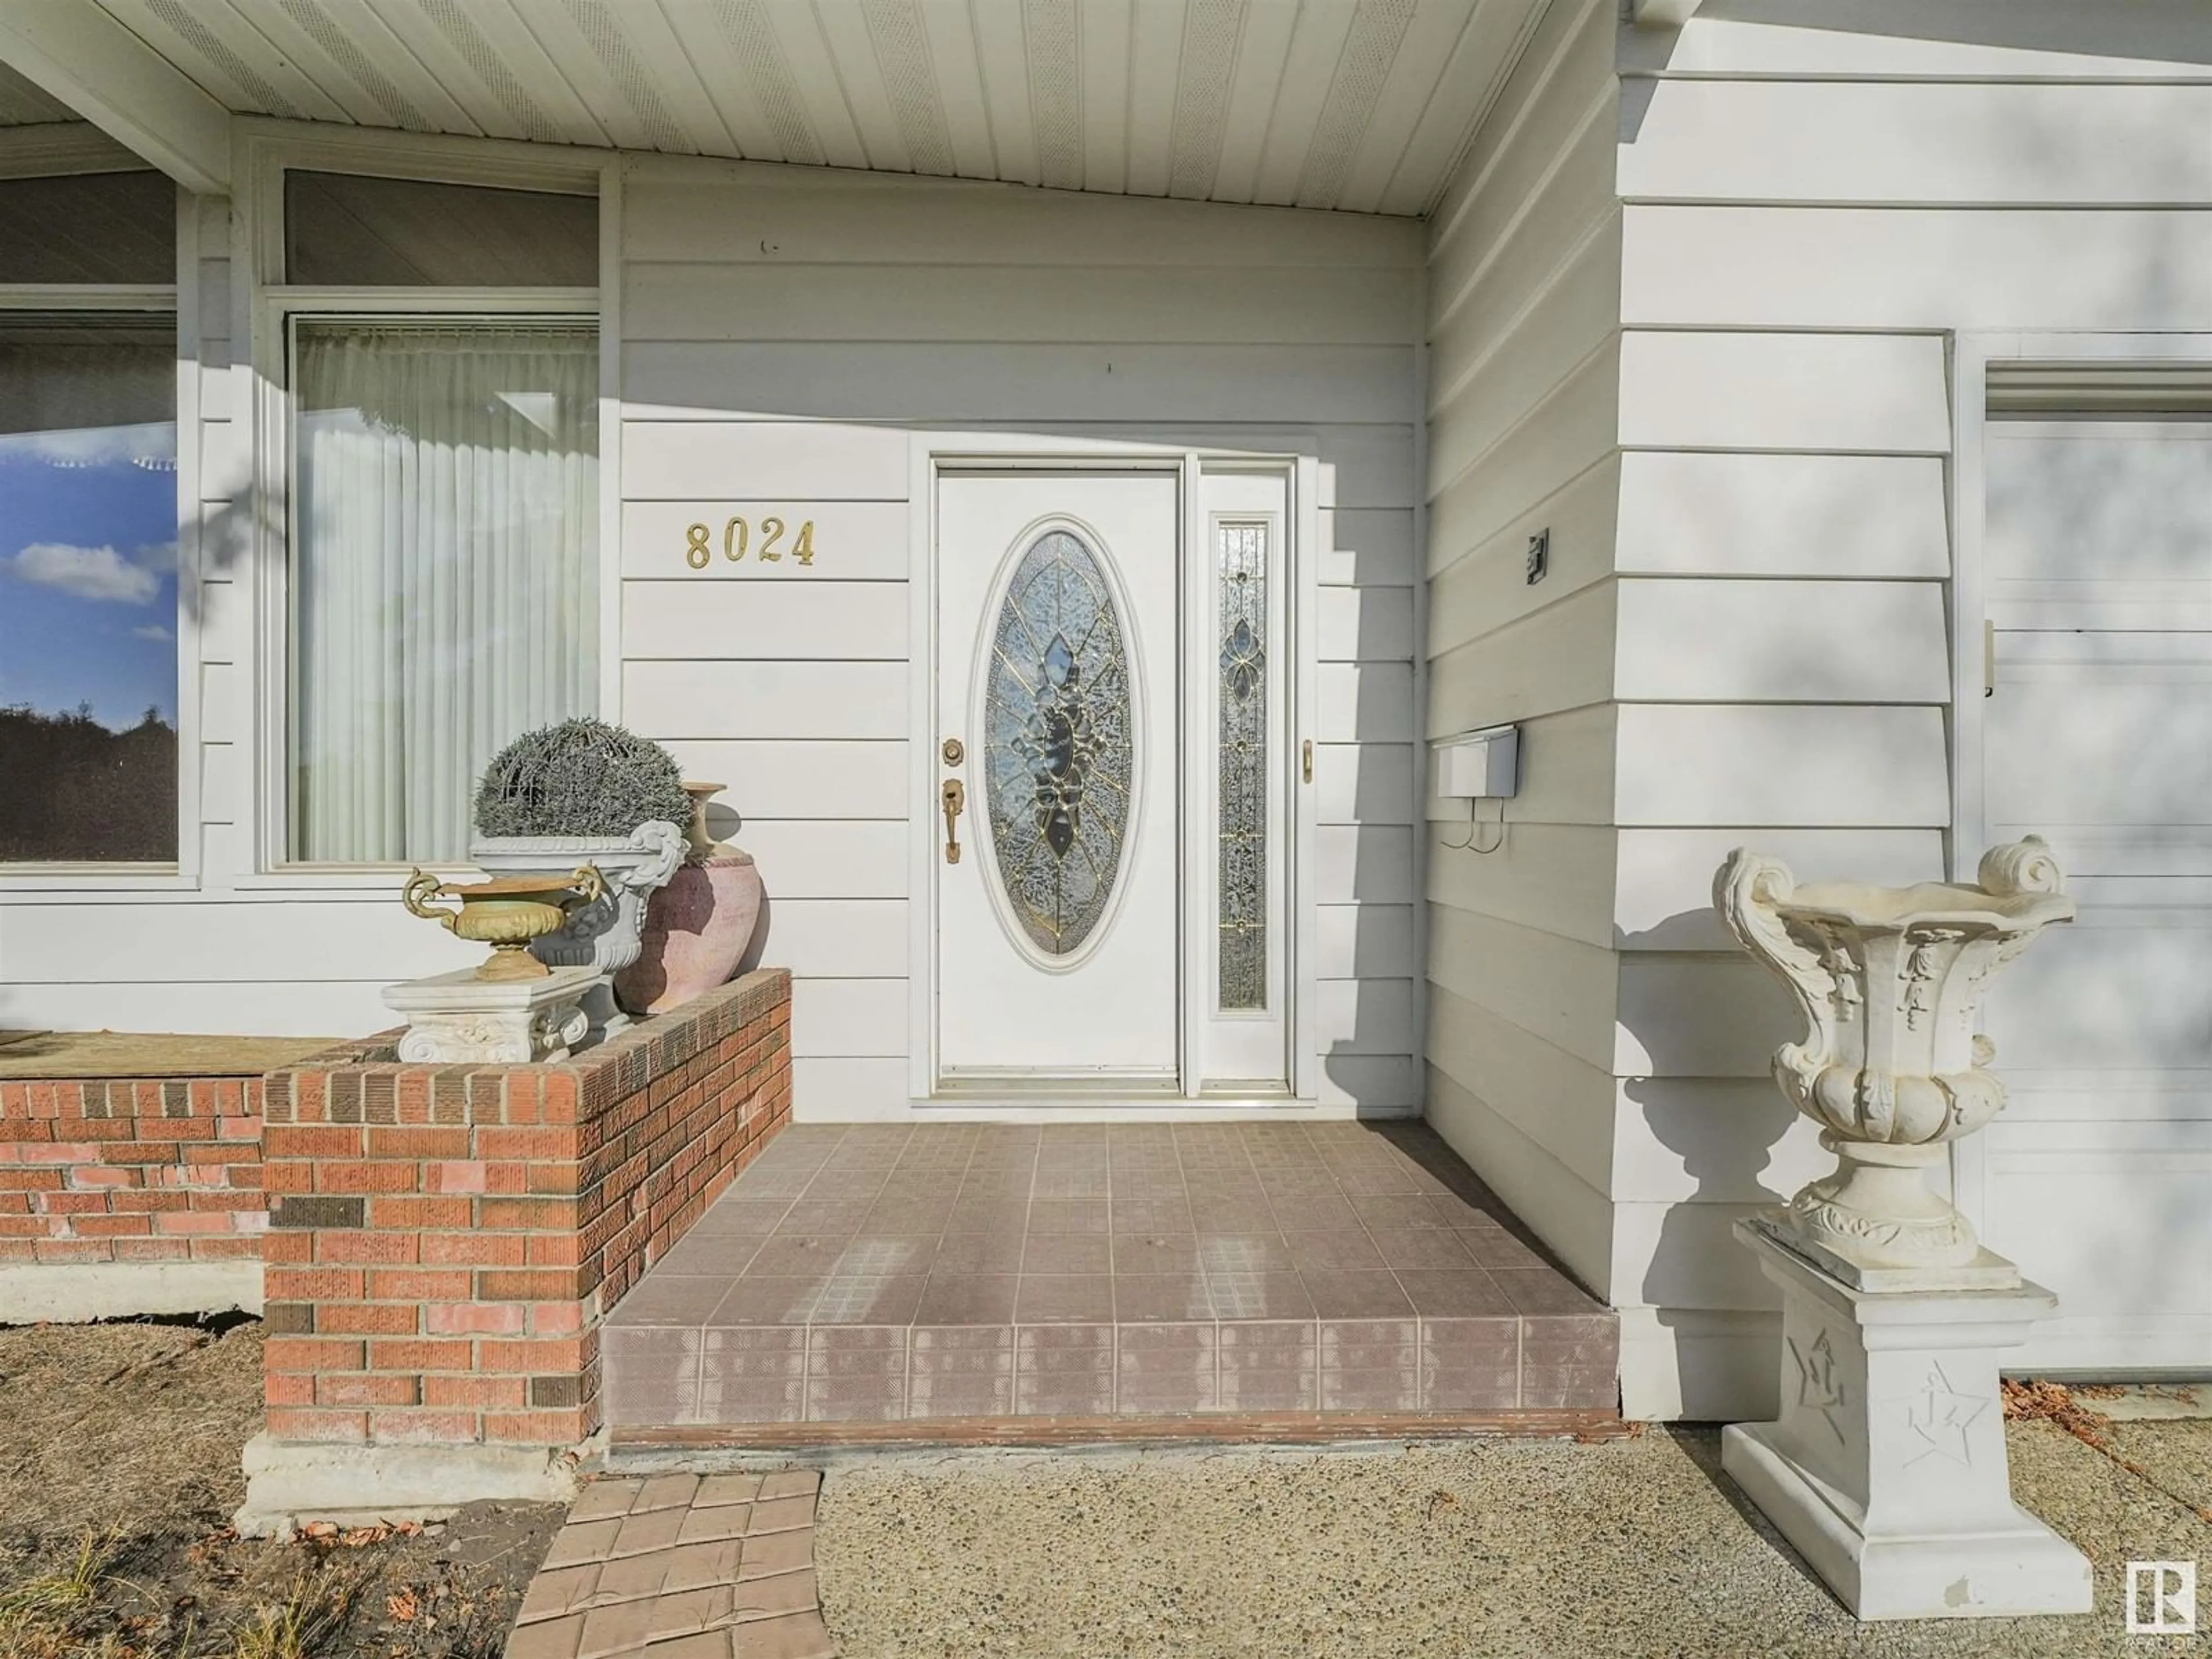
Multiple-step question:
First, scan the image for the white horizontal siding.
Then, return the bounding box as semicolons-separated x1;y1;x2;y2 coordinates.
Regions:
1619;81;2212;205
1428;579;1615;730
1618;331;1952;454
623;342;1417;425
655;741;906;820
1318;903;1415;978
622;581;908;661
1596;21;2212;1414
616;169;1421;1120
1614;452;1949;579
1614;705;1952;828
1427;821;1617;952
622;421;910;499
622;175;1425;267
1426;1067;1614;1293
624;661;908;740
625;262;1425;344
1612;828;1946;953
736;823;908;900
1622;209;2212;332
1614;579;1951;704
1419;0;1626;1297
0;899;469;987
1427;983;1615;1194
1315;744;1414;826
790;978;907;1059
1658;8;2212;82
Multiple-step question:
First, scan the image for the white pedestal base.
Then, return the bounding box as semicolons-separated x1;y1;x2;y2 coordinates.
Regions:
1724;1218;2092;1622
381;965;606;1063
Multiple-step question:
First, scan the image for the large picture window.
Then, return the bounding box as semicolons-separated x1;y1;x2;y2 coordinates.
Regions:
0;313;178;863
289;321;599;863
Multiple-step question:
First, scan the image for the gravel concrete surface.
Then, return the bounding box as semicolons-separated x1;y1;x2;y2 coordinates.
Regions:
812;1422;2211;1658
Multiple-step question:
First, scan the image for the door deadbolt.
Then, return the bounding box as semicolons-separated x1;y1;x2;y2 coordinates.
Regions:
942;737;965;766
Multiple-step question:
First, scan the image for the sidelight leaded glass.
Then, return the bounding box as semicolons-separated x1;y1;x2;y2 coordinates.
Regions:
1217;522;1267;1010
982;528;1133;956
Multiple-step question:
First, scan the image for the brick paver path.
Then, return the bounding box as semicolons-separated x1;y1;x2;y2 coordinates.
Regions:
506;1471;835;1659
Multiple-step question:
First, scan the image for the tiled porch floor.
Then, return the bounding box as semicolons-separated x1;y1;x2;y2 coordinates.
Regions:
603;1122;1617;1435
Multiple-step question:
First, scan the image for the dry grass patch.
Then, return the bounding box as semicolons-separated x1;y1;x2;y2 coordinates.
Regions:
0;1318;563;1659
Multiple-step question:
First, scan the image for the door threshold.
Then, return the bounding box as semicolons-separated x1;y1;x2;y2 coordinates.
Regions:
884;1098;1399;1122
933;1073;1184;1099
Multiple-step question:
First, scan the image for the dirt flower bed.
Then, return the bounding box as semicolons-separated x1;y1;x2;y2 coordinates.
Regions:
0;1319;563;1658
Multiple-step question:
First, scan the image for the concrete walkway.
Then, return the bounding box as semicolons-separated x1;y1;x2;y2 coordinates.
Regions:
505;1410;2211;1657
505;1471;832;1659
812;1419;2211;1657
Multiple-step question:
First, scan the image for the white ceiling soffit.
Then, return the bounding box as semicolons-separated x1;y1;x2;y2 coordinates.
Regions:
75;0;1544;218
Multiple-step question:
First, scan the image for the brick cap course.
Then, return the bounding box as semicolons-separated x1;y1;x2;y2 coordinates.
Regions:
266;971;793;1108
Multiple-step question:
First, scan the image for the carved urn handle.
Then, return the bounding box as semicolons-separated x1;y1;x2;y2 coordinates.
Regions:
401;868;459;931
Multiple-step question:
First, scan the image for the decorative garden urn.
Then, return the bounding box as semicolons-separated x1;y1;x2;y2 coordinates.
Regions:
613;782;763;1016
1714;837;2074;1287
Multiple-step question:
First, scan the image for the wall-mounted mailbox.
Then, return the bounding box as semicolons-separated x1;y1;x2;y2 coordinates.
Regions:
1431;724;1520;800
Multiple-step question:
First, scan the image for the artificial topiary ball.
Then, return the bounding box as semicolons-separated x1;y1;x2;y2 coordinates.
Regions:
474;717;692;839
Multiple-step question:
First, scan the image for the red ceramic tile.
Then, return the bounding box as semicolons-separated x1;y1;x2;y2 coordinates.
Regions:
912;1273;1018;1325
1113;1273;1213;1321
1298;1269;1414;1320
1204;1270;1315;1321
1014;1274;1115;1323
1395;1269;1515;1318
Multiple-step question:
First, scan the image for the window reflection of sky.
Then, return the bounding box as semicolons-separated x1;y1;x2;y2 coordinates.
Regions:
0;421;178;729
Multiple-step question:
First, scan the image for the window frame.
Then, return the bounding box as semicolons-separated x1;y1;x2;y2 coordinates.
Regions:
274;301;603;872
0;133;190;889
236;124;614;886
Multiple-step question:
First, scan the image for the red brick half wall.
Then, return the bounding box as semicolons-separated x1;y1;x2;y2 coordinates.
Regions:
257;969;791;1451
0;1078;266;1266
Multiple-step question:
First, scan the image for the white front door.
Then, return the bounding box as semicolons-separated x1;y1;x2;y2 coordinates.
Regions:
934;470;1182;1089
1972;414;2212;1371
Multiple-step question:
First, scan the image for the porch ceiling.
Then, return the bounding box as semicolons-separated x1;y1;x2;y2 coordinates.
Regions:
38;0;1542;217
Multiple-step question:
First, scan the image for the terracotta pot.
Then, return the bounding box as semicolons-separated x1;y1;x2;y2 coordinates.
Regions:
615;851;761;1015
612;783;762;1015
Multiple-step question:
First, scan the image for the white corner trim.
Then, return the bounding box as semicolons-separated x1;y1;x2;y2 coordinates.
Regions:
0;2;231;194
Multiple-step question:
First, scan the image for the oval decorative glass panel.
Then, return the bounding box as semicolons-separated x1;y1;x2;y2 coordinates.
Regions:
982;528;1134;957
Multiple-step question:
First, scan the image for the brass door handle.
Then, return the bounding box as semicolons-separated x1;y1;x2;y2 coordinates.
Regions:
941;778;965;863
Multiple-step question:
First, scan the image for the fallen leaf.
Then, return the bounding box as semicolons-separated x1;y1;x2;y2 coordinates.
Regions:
388;1588;419;1623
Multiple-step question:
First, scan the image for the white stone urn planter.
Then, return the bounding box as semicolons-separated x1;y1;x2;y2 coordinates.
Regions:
1714;836;2074;1289
1714;836;2092;1622
471;820;685;1036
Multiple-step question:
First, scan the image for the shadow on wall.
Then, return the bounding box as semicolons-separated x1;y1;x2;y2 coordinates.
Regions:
1613;911;1800;1327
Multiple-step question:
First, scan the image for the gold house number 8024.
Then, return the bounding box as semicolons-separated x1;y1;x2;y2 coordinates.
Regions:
684;516;816;569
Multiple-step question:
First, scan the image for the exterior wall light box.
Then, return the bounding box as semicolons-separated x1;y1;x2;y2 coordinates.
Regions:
1431;725;1520;800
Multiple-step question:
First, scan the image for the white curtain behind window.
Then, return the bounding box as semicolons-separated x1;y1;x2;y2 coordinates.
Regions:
293;323;597;863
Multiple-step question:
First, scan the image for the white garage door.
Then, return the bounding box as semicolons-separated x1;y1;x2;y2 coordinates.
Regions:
1968;415;2212;1374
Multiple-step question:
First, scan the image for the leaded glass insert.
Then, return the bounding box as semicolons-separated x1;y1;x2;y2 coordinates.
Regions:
1218;522;1267;1010
982;528;1133;956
